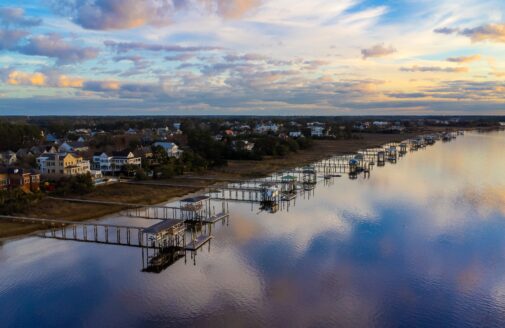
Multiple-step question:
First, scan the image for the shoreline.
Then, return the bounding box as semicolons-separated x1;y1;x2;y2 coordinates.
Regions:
0;128;488;239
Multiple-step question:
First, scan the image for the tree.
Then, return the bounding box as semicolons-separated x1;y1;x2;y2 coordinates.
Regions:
0;122;42;151
135;168;148;180
121;164;138;177
0;189;41;215
53;173;94;196
185;128;227;167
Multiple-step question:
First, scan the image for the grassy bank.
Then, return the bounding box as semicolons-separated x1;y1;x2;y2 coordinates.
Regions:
0;131;451;238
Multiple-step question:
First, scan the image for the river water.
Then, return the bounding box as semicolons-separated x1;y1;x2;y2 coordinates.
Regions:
2;131;505;327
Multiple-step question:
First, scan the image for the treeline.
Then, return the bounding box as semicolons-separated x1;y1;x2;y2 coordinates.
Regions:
0;189;42;215
136;144;210;180
185;127;312;165
0;122;41;151
132;128;313;180
49;174;95;196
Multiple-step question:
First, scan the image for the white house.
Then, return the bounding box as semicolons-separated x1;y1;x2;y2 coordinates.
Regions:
373;121;389;128
255;123;279;134
289;131;303;138
37;152;90;176
152;142;182;158
310;126;325;137
92;151;141;174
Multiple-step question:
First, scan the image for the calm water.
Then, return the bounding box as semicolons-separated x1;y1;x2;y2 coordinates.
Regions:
2;131;505;327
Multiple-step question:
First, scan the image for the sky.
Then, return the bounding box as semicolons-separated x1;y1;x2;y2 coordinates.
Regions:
0;0;504;116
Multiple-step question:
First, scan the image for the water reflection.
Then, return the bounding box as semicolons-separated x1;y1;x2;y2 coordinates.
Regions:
3;131;505;326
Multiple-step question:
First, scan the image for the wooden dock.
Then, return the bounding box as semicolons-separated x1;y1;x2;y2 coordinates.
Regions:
185;235;213;251
0;214;150;249
48;196;230;223
0;215;215;253
184;212;229;224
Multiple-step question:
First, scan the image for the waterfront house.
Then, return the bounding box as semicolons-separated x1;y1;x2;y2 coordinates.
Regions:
37;152;90;176
4;168;40;192
91;151;141;174
152;142;182;158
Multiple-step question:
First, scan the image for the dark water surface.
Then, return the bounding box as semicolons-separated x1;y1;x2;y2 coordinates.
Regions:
2;131;505;327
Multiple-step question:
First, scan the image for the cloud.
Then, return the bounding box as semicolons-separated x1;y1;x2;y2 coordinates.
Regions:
165;53;196;61
0;29;27;50
461;23;505;43
113;55;145;65
104;40;220;53
113;55;149;72
303;60;330;70
1;69;84;88
55;0;261;30
435;23;505;43
55;0;173;30
56;75;85;88
5;70;46;86
0;7;39;50
224;53;268;62
198;0;262;19
361;43;396;59
447;55;481;63
17;34;99;64
387;92;428;99
83;80;121;91
0;7;42;27
400;66;469;73
434;27;459;35
424;80;505;101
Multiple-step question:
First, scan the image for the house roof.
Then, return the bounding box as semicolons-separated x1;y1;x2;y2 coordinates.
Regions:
111;150;132;157
38;152;77;160
153;141;176;148
143;219;184;234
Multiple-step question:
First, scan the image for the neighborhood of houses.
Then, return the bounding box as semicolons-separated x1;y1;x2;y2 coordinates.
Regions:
0;118;421;192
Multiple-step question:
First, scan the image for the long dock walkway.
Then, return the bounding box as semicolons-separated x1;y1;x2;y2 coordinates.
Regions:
0;214;150;248
0;215;213;252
